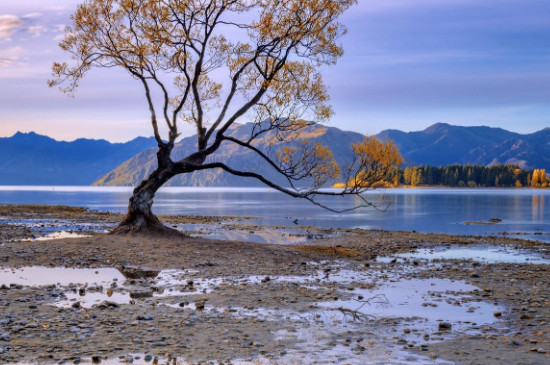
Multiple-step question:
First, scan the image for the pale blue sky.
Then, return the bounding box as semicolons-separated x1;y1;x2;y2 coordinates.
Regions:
0;0;549;142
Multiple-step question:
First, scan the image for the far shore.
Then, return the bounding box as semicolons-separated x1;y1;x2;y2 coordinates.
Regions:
1;184;550;190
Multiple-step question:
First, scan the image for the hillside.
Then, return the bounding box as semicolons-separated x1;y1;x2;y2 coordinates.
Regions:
0;132;157;185
94;123;366;187
95;122;550;187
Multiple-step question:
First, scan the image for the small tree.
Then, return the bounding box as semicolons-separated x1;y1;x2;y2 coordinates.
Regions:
50;0;402;234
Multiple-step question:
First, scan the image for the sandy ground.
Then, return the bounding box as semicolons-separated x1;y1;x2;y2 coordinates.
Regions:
0;205;549;364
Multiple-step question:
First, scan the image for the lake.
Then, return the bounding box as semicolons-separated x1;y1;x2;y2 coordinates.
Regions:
0;186;548;243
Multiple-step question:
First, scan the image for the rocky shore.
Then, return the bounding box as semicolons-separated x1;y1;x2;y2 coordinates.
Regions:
0;205;548;364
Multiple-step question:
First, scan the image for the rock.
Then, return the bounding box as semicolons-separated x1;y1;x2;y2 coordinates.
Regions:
97;301;119;309
493;311;502;318
438;322;452;331
195;301;205;311
0;333;10;341
118;266;160;279
144;354;153;362
137;314;154;321
130;290;154;299
92;355;102;363
403;328;411;334
71;302;81;309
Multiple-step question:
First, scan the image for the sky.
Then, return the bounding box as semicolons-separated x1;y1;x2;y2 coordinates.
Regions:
0;0;549;142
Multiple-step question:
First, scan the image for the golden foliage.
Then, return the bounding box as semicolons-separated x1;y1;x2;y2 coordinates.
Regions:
531;169;548;188
50;0;357;140
339;137;403;190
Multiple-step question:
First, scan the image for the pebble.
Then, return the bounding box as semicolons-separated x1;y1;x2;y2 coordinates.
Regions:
438;322;452;331
137;314;154;321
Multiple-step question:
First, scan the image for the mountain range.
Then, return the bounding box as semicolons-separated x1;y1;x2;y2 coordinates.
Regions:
1;123;548;186
0;132;157;185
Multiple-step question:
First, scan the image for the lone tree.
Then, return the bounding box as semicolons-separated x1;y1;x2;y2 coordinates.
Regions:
50;0;402;234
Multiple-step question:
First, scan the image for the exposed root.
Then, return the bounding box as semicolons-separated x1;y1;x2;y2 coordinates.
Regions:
110;215;184;237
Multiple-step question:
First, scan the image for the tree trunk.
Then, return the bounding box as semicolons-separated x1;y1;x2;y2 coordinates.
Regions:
111;148;182;235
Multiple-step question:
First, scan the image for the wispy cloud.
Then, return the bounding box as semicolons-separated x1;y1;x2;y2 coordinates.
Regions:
27;25;47;37
0;46;24;68
22;12;42;19
0;15;23;40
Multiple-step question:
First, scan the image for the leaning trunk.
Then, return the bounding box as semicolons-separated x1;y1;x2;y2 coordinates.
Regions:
111;148;181;235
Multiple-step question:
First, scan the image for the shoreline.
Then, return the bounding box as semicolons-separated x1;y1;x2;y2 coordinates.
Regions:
0;205;549;364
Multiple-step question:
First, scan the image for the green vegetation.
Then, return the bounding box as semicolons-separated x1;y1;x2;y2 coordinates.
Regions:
398;165;548;188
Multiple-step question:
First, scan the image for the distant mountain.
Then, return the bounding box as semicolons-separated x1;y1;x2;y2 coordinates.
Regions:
94;122;550;187
377;123;550;169
0;132;157;185
94;123;365;187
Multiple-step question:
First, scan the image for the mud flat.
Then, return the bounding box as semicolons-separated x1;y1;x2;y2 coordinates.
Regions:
0;205;549;364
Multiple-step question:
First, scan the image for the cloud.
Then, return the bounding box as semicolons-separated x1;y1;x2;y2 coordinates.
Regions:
0;46;24;68
27;25;47;37
22;12;42;19
0;15;23;39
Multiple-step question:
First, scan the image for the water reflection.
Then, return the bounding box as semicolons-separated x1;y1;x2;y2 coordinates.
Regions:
532;195;545;222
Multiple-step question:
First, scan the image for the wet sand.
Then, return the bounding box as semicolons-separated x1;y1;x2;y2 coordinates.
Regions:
0;205;549;364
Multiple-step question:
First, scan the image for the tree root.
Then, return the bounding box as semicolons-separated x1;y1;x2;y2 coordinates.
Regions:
110;215;184;237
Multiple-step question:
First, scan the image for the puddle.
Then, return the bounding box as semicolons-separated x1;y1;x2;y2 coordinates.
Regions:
378;245;550;264
2;218;112;242
0;267;124;287
26;231;92;241
178;223;337;244
319;278;500;331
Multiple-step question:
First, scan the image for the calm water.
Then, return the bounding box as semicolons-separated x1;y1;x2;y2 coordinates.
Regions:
0;186;548;242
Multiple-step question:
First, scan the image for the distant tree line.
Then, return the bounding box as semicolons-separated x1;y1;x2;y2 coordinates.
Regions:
397;165;548;188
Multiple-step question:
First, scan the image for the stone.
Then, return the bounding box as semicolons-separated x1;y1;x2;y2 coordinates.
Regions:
137;314;154;321
97;301;119;309
438;322;452;331
118;266;160;279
